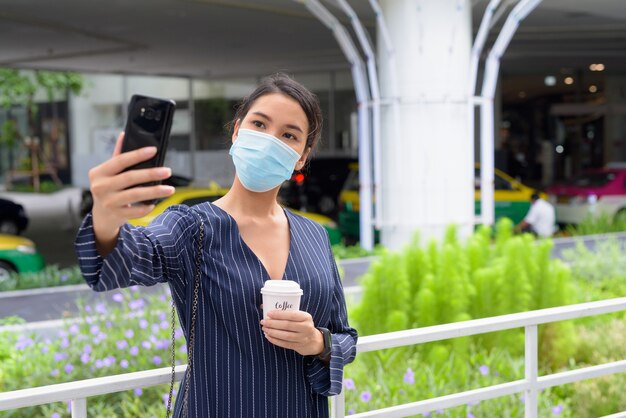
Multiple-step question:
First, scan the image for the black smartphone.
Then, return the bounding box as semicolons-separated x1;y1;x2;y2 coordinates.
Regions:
121;94;176;203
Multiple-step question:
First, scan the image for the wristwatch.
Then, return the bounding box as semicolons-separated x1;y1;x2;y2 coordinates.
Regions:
316;327;332;359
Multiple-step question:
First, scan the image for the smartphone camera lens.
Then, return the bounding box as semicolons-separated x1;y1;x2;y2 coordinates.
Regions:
144;108;155;120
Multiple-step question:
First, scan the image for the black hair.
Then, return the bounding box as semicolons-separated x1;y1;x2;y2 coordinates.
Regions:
531;192;540;201
229;73;322;151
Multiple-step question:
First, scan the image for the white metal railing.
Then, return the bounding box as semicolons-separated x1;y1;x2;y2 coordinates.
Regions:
1;297;626;417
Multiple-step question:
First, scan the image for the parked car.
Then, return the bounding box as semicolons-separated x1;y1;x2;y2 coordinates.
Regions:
546;167;626;225
0;234;45;282
0;197;29;235
279;156;357;219
129;185;342;245
338;163;543;243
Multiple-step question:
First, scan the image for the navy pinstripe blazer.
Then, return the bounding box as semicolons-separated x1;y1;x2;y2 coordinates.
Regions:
75;202;358;417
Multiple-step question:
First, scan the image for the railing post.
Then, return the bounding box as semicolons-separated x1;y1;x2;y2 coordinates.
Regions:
525;325;538;418
330;393;346;418
71;398;87;418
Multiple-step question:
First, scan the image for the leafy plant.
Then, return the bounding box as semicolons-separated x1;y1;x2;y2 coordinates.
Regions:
0;68;83;191
0;265;84;292
566;211;626;236
351;219;577;371
1;286;185;417
331;243;385;260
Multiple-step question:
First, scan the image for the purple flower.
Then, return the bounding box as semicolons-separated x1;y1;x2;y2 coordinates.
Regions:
81;353;90;364
155;340;169;350
41;346;49;354
467;400;480;406
142;341;152;350
163;393;170;408
399;389;405;395
153;356;162;365
479;365;489;376
134;388;143;396
131;285;140;292
83;344;92;354
348;409;355;415
159;294;167;301
69;324;80;334
179;344;187;353
423;412;431;417
467;413;476;418
106;321;113;328
120;359;129;368
85;316;94;324
103;357;113;367
125;329;134;339
151;324;160;333
360;391;371;403
95;303;107;314
90;325;100;335
15;336;34;350
84;305;92;312
552;405;563;415
139;319;149;329
129;299;145;310
95;359;104;369
175;329;184;339
60;274;69;282
60;338;70;349
50;369;59;376
160;320;169;330
54;352;67;362
436;409;445;414
112;293;124;303
64;363;74;374
404;368;415;384
52;413;61;418
97;332;107;340
159;312;167;321
130;346;139;356
343;378;356;390
117;340;128;350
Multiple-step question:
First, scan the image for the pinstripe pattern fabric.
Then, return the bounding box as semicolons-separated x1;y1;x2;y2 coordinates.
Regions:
74;202;358;417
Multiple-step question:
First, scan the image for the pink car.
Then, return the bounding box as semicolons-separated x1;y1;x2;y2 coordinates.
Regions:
546;166;626;224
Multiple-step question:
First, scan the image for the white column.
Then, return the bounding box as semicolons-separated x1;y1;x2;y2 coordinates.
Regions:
378;0;474;249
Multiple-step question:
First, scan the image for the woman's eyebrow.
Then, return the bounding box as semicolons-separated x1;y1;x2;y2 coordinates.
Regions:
251;111;304;133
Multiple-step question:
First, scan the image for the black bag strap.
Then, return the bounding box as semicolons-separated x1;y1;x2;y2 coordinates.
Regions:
166;216;204;418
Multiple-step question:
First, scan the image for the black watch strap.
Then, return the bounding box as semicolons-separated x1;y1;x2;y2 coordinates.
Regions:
316;327;332;359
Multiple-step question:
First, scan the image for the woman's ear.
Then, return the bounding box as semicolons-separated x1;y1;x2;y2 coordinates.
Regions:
295;146;312;171
231;119;241;143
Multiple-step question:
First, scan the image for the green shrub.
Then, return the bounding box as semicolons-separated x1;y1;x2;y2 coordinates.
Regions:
0;265;84;292
1;286;185;417
567;211;626;236
351;219;577;371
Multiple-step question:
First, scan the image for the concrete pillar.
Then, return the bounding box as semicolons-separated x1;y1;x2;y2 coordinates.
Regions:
378;0;474;249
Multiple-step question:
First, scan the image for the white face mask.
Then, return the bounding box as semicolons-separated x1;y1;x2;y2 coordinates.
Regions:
229;129;301;193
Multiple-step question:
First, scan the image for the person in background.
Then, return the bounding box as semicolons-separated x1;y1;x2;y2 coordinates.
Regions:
515;192;556;238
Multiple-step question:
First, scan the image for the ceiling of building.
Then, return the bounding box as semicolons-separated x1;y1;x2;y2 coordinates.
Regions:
1;0;625;80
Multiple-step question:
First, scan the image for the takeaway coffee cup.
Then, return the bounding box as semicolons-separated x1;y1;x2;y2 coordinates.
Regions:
261;280;303;320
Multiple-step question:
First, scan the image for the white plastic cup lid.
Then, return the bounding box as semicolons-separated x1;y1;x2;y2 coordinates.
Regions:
260;280;303;296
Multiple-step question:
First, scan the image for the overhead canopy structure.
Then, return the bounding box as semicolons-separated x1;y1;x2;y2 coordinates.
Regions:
2;0;626;78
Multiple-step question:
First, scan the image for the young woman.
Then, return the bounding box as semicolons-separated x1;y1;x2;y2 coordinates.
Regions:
75;73;358;417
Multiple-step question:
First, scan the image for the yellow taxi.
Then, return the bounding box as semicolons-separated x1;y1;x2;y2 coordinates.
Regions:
0;234;45;282
129;185;342;245
338;163;545;242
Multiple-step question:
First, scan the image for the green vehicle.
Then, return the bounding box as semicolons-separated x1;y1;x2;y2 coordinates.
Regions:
0;234;45;282
338;164;543;243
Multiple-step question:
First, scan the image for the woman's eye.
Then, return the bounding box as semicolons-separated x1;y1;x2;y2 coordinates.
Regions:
283;132;297;140
252;120;265;128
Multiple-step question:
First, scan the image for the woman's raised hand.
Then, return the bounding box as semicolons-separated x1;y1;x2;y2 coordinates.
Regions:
88;132;175;255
